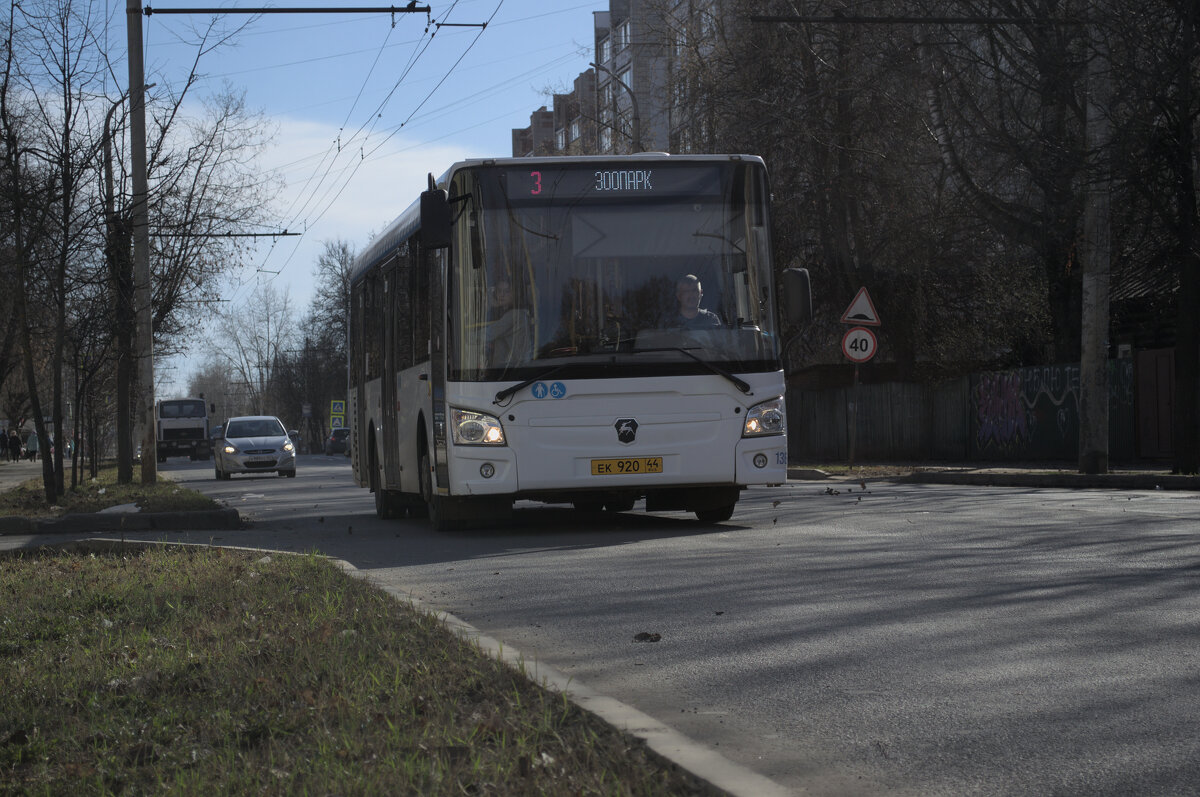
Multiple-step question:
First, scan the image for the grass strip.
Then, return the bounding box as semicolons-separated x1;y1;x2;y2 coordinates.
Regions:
0;466;218;519
0;546;721;796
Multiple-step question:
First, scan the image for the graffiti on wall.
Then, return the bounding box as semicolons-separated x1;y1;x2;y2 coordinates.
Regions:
972;365;1081;457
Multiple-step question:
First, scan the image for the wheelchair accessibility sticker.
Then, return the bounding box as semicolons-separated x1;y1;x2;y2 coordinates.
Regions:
531;381;567;399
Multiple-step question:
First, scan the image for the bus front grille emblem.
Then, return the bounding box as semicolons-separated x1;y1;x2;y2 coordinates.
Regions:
615;418;638;445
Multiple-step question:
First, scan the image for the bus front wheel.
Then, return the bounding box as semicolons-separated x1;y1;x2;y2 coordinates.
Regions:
419;451;511;530
419;450;456;531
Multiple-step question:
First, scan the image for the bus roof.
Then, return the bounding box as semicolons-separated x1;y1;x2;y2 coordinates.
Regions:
349;153;766;284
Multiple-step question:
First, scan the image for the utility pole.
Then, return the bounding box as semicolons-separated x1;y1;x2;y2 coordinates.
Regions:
1078;20;1113;474
123;1;443;481
127;0;156;484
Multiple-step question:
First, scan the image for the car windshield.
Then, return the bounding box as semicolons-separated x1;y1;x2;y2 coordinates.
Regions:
333;429;349;439
226;419;285;438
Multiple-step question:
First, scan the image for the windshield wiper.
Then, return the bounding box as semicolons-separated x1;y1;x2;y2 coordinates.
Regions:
493;365;569;404
632;347;752;395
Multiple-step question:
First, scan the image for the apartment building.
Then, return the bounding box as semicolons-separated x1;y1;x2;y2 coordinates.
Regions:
512;0;673;157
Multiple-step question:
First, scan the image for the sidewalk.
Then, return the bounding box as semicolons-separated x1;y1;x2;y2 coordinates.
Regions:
787;463;1200;491
0;458;44;492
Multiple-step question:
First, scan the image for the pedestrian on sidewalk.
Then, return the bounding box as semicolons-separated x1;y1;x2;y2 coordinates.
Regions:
7;429;20;462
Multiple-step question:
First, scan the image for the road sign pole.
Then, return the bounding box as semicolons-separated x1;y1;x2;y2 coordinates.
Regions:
849;364;859;467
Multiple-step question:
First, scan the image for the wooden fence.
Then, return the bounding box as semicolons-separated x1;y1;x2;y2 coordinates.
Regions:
786;360;1137;463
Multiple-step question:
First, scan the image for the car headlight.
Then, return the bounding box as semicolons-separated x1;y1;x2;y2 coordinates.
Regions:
743;397;785;437
283;441;294;452
451;408;506;445
223;444;237;454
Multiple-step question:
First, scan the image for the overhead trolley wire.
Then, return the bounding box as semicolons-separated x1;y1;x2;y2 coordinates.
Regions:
256;1;480;281
291;0;498;232
273;2;450;238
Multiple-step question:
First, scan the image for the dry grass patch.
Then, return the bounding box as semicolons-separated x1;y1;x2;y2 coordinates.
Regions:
0;465;218;518
0;546;721;796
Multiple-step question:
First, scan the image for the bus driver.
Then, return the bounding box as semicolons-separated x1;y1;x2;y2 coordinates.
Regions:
673;274;722;329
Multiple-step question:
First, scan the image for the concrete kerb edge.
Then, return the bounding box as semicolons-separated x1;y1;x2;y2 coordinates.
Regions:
331;559;793;797
897;472;1200;490
785;467;1200;491
18;536;788;797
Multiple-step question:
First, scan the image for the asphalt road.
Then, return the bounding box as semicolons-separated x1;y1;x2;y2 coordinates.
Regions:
9;455;1200;796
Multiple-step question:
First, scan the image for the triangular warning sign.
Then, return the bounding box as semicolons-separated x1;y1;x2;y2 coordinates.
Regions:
840;286;880;326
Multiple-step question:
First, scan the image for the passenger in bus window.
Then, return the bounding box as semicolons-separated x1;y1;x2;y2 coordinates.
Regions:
486;279;533;367
673;274;722;329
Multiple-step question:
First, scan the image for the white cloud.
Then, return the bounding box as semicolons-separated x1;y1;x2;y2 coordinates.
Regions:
235;115;471;306
163;114;471;395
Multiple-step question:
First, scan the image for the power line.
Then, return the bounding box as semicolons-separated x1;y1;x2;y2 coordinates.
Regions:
265;1;497;280
153;230;300;238
145;5;432;16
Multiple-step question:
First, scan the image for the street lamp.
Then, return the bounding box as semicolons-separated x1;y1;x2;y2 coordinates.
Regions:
590;61;643;153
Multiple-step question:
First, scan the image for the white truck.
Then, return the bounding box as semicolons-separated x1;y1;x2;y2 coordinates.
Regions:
155;398;212;462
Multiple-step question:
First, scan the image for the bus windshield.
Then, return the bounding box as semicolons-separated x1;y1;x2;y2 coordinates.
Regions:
447;160;781;382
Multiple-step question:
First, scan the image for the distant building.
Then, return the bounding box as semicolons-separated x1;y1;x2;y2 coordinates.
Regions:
512;0;674;157
512;69;601;158
511;106;555;157
593;1;669;154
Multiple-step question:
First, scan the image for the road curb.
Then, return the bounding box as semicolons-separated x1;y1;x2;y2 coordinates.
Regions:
0;508;241;536
895;472;1200;490
785;467;1199;491
17;537;791;797
333;558;794;797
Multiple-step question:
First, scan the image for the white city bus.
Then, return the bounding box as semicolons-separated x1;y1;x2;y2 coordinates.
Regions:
348;154;810;529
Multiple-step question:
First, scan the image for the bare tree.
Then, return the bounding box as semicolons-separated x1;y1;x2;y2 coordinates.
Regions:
658;0;1048;377
1;1;274;499
206;282;297;416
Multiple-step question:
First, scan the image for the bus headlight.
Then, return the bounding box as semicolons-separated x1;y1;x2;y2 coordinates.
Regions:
743;397;785;437
451;408;506;445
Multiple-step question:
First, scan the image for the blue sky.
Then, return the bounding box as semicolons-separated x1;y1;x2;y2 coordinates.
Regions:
131;0;598;391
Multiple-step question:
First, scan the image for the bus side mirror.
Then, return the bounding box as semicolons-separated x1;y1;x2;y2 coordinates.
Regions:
420;175;451;250
781;268;812;326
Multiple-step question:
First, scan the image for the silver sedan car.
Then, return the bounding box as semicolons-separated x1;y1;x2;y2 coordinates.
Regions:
214;415;297;479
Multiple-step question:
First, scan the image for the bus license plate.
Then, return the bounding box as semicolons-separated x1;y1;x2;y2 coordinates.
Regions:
591;457;663;476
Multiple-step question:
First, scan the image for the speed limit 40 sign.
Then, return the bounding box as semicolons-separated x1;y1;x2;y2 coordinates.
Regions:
842;326;878;363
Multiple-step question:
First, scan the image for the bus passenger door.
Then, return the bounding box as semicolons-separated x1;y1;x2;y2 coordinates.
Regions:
381;266;400;484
